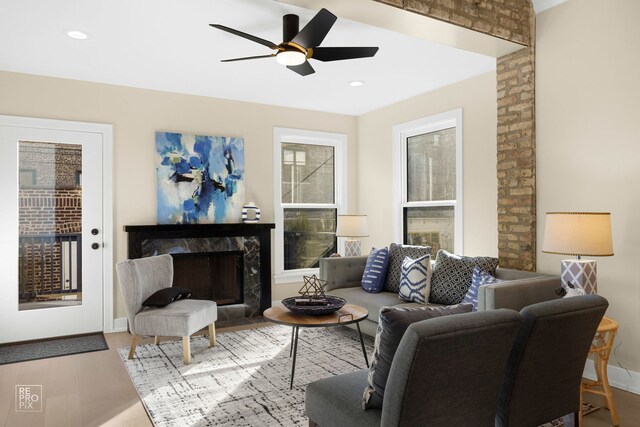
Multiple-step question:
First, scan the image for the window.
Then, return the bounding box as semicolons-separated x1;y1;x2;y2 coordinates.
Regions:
19;169;36;187
274;128;347;283
393;109;463;254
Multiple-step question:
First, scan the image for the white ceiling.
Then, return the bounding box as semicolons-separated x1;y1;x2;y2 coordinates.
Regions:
0;0;501;116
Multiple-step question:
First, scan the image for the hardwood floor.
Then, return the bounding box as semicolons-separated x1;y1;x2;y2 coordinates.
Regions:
1;324;638;427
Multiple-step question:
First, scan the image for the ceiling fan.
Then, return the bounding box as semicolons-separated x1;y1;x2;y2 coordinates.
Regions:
210;8;379;76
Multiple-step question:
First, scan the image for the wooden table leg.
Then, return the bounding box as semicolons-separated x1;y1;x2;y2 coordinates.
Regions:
600;357;619;425
582;317;620;427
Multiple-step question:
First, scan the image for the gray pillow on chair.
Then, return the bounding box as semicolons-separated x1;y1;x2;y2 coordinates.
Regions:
362;303;473;409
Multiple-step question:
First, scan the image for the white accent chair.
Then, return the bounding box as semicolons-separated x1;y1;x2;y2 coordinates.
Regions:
115;254;218;364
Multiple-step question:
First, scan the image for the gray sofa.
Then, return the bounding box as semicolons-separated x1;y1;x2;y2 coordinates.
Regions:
319;255;561;336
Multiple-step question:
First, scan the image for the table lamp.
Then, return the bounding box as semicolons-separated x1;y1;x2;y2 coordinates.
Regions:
336;215;369;257
542;212;613;294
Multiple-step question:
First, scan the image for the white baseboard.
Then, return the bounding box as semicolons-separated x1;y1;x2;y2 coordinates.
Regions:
111;317;128;333
584;359;640;395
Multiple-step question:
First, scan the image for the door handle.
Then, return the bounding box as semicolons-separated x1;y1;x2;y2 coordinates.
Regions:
91;228;99;235
91;243;100;250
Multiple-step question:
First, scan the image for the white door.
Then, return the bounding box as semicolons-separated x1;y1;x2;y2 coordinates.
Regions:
0;118;105;343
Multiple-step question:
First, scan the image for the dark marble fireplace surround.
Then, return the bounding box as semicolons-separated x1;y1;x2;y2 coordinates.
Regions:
124;223;274;321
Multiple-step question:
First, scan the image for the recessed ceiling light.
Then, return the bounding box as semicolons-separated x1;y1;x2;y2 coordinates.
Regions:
349;80;364;87
67;30;88;40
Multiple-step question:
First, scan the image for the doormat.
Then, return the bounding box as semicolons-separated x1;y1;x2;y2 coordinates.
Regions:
0;333;108;365
539;401;600;427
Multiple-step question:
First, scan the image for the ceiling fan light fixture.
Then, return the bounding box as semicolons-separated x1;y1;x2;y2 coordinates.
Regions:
276;50;306;66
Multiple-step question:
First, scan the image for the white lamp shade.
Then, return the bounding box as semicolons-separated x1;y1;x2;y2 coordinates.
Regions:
542;212;613;257
336;215;369;237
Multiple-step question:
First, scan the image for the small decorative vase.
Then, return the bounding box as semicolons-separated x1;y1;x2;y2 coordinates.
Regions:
242;202;261;223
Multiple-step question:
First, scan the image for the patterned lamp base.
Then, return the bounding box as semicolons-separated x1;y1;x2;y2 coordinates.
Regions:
561;259;597;294
344;240;362;257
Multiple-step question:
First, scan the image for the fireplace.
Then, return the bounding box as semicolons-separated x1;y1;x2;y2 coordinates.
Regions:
171;251;243;306
124;223;274;320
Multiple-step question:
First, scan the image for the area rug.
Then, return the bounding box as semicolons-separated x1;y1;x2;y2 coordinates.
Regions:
0;333;109;365
119;325;374;427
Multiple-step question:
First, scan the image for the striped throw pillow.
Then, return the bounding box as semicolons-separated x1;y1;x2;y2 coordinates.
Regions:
361;247;390;293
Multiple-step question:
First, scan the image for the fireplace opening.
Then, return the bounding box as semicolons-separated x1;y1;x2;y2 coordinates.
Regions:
170;251;244;306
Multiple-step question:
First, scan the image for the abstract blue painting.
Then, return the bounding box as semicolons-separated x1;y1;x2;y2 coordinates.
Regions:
156;132;245;224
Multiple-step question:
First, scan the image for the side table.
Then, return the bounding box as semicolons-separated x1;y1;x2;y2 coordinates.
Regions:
580;316;619;426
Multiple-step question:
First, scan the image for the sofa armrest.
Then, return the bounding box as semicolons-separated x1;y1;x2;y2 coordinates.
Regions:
319;256;368;291
478;274;561;312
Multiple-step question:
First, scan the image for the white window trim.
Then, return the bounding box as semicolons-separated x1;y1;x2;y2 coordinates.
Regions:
273;127;347;284
392;108;463;253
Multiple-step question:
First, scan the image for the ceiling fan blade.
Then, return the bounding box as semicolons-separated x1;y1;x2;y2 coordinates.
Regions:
287;61;315;76
291;8;337;48
209;24;278;49
312;46;379;62
221;54;276;63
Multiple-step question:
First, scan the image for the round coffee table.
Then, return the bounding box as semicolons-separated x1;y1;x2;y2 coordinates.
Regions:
264;303;370;389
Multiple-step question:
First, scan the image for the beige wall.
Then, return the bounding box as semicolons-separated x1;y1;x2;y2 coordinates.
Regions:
356;71;498;256
0;70;358;318
536;0;640;373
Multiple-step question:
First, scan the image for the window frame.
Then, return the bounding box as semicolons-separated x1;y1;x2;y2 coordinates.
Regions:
273;127;347;284
392;108;463;254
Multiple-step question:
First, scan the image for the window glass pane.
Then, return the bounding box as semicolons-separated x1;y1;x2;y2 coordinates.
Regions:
407;127;456;202
281;143;334;204
405;206;454;253
18;141;83;311
284;208;336;270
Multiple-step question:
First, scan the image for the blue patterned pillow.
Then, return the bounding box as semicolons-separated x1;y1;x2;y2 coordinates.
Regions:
361;247;390;293
398;255;432;303
463;267;505;311
383;243;431;293
430;250;499;305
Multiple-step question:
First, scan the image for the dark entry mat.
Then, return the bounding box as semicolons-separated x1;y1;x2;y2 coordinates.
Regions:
0;333;108;365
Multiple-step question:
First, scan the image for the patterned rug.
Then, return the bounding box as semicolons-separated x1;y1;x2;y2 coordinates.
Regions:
539;402;600;427
119;325;374;427
0;333;108;365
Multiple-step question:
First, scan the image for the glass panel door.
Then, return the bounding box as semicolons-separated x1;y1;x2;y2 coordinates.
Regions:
0;122;103;343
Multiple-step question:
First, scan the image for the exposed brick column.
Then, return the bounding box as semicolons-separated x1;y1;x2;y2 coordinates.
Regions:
374;0;531;46
496;6;536;271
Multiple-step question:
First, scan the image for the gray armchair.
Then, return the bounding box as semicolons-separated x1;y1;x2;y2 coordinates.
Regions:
305;309;522;427
496;294;608;427
115;254;218;364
